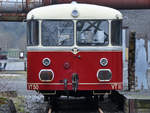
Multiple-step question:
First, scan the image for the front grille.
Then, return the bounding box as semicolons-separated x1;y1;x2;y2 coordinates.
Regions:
97;69;112;81
39;70;54;82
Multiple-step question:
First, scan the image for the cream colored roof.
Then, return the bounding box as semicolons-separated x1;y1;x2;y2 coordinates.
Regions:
27;3;123;20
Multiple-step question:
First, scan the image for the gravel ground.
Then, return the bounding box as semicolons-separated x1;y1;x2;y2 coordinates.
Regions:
0;73;46;113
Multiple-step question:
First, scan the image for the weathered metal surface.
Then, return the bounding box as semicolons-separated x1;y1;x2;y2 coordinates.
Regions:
53;0;150;9
128;32;136;91
0;0;149;11
0;13;26;21
0;0;150;13
0;0;51;20
0;0;150;21
0;0;43;13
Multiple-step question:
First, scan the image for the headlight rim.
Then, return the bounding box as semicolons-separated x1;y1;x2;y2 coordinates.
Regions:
39;69;54;82
97;69;112;82
100;58;108;67
42;58;51;67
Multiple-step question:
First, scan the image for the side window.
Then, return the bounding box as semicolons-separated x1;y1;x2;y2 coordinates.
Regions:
111;20;122;46
27;20;39;46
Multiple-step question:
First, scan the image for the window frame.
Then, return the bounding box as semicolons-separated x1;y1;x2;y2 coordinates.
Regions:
26;19;122;48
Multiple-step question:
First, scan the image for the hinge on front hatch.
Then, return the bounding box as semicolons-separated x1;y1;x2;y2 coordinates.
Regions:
64;79;68;90
72;73;79;92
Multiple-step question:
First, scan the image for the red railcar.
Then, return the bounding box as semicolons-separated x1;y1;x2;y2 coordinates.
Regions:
26;2;123;100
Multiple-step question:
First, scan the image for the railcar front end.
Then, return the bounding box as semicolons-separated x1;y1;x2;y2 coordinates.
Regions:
26;3;123;98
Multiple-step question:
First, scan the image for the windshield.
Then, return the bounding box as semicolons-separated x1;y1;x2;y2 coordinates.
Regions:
77;20;109;46
42;20;74;46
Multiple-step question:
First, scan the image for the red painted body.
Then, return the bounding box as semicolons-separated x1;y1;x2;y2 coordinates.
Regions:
27;51;123;91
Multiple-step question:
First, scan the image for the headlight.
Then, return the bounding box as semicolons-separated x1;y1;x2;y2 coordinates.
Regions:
42;58;51;67
100;58;108;67
39;69;54;82
97;69;112;82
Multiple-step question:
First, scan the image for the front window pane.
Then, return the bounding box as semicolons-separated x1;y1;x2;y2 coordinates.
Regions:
77;20;109;46
111;20;122;46
42;21;74;46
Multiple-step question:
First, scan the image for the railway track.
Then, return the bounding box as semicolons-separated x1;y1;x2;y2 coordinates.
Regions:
45;95;124;113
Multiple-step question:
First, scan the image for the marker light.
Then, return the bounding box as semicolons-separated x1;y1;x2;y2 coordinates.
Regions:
100;58;108;67
42;58;51;67
72;10;79;18
64;62;70;69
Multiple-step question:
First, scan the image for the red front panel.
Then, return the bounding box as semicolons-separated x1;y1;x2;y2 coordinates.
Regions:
27;51;123;91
